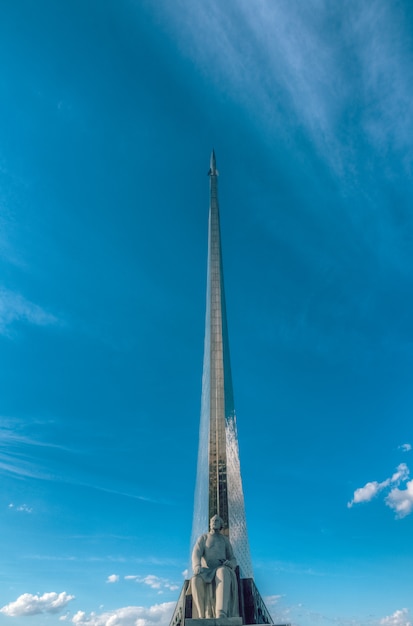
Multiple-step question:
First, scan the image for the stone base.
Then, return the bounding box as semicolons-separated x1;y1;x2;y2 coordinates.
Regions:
186;619;243;626
170;576;274;626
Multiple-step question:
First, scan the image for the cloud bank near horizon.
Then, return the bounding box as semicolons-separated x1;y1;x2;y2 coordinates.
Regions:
69;602;175;626
0;592;75;617
380;608;412;626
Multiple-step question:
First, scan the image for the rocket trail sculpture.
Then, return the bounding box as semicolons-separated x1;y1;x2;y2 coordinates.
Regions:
170;152;273;626
190;150;252;580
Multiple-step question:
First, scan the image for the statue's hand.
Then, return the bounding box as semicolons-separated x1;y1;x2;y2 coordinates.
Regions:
223;560;231;568
194;565;201;575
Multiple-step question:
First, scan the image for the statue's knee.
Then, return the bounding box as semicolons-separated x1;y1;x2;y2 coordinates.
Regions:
216;566;230;582
192;575;204;592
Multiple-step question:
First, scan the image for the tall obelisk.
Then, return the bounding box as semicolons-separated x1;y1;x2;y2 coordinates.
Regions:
170;152;273;626
190;150;253;579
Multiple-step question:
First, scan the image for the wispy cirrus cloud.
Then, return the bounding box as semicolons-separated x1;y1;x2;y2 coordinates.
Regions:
0;286;57;335
348;463;413;518
0;592;75;617
70;602;174;626
1;419;164;504
0;420;62;480
0;457;51;480
155;0;413;176
23;555;183;572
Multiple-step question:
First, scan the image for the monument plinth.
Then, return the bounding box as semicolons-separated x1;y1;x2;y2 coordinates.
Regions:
170;152;273;626
187;619;243;626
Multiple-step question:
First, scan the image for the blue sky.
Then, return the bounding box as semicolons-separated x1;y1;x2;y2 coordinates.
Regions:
1;1;413;625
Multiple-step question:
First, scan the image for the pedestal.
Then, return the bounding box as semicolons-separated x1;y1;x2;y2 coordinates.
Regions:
186;619;243;626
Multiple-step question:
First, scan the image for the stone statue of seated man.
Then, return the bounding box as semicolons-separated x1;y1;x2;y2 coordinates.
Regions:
190;515;239;619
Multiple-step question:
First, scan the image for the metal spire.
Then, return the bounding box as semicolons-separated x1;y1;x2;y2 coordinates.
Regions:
190;151;253;579
169;154;275;626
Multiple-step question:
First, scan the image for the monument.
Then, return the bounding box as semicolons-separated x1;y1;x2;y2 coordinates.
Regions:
191;514;239;620
170;152;274;626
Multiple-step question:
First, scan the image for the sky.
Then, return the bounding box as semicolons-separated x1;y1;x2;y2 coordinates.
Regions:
0;1;413;625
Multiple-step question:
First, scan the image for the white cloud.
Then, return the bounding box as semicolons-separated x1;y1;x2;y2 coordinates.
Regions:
0;286;57;336
107;574;119;584
386;480;413;519
0;592;75;616
391;463;409;482
141;576;161;590
380;608;411;626
348;463;410;514
8;503;33;513
399;443;412;453
347;480;386;506
70;602;175;626
124;575;179;592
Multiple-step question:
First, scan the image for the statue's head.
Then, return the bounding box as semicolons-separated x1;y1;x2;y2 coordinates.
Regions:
210;514;224;531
